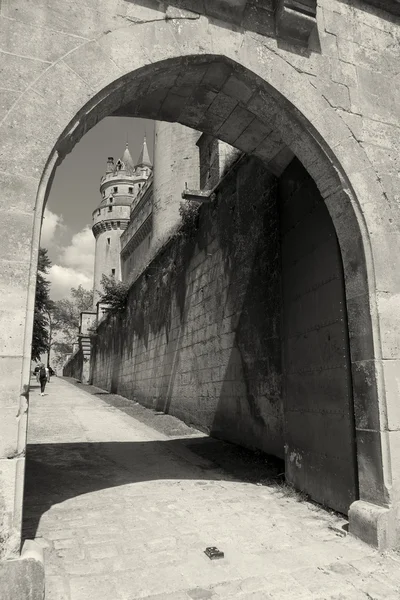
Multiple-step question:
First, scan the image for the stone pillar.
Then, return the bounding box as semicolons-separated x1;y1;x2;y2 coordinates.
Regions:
151;122;200;250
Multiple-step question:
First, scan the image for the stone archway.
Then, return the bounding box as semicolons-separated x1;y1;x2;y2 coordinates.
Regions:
0;15;399;564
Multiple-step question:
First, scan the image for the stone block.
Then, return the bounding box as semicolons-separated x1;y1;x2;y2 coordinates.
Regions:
204;0;247;25
160;92;189;122
351;360;380;430
0;121;51;180
0;172;39;214
2;0;122;38
387;430;400;492
234;118;272;153
314;79;351;111
0;540;44;600
63;41;122;92
370;233;400;294
0;212;35;264
242;3;275;38
346;294;375;363
32;60;93;124
199;92;238;134
275;0;317;47
355;66;398;126
254;130;287;165
202;61;232;92
0;53;49;93
382;359;400;431
0;408;21;459
124;2;166;23
0;308;27;358
0;89;20;124
221;72;255;105
5;92;66;154
349;500;398;549
0;357;24;409
324;189;369;300
129;20;181;66
0;457;25;558
0;15;84;63
376;292;400;359
217;105;255;144
355;429;387;505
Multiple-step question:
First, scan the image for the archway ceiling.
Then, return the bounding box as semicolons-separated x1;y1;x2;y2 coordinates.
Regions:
113;58;295;176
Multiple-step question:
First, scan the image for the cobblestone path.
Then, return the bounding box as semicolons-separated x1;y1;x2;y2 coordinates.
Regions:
23;377;400;600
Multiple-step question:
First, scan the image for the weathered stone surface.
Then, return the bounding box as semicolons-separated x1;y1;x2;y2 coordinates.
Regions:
0;541;44;600
22;376;400;600
349;500;397;549
382;359;400;431
275;0;317;46
91;156;284;459
0;0;400;566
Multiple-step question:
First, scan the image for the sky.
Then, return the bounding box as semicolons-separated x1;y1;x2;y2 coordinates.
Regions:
41;117;155;300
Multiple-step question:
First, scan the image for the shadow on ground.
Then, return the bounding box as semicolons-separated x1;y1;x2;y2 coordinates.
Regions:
22;436;284;544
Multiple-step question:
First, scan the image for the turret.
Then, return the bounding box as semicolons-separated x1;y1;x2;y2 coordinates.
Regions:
106;157;114;174
91;140;152;307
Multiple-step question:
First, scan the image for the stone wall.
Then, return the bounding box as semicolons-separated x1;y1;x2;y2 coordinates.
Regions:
1;0;400;562
91;156;284;457
63;349;83;381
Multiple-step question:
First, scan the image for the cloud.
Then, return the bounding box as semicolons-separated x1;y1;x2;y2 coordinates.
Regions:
48;226;95;300
59;226;95;278
48;265;93;301
40;208;64;247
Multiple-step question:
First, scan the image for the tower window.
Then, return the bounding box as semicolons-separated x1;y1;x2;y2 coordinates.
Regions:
129;187;133;194
109;197;113;203
107;238;110;245
111;269;116;276
113;186;118;193
108;206;112;212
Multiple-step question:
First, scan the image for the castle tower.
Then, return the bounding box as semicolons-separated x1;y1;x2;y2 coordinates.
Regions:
92;139;152;307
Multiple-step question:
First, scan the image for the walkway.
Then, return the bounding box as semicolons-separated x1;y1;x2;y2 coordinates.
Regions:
23;377;400;600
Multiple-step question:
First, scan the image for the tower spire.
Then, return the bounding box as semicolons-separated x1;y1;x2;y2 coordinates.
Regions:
136;135;152;168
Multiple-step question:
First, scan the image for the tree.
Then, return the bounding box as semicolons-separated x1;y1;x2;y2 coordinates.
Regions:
99;274;129;313
47;285;94;365
32;248;53;362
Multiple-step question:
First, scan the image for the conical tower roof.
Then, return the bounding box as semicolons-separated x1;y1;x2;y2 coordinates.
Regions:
136;136;152;168
118;143;135;174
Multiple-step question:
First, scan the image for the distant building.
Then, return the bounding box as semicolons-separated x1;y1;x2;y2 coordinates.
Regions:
92;138;153;306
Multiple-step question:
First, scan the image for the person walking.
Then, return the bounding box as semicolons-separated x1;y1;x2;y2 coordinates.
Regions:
34;365;40;383
38;363;48;396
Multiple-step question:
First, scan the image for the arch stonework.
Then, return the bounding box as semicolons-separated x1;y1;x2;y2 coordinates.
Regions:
1;4;400;568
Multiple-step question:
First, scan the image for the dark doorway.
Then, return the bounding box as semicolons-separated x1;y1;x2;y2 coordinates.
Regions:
279;159;358;514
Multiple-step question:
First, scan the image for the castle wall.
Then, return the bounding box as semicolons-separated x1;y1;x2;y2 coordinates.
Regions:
91;155;284;457
152;122;200;248
63;348;83;381
2;0;400;564
121;233;152;282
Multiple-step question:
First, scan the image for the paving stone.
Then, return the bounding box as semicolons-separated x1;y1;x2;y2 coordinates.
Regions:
22;378;400;600
86;544;119;560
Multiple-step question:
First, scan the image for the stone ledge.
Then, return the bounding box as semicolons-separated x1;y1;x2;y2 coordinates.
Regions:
275;0;317;46
0;540;44;600
349;500;399;549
